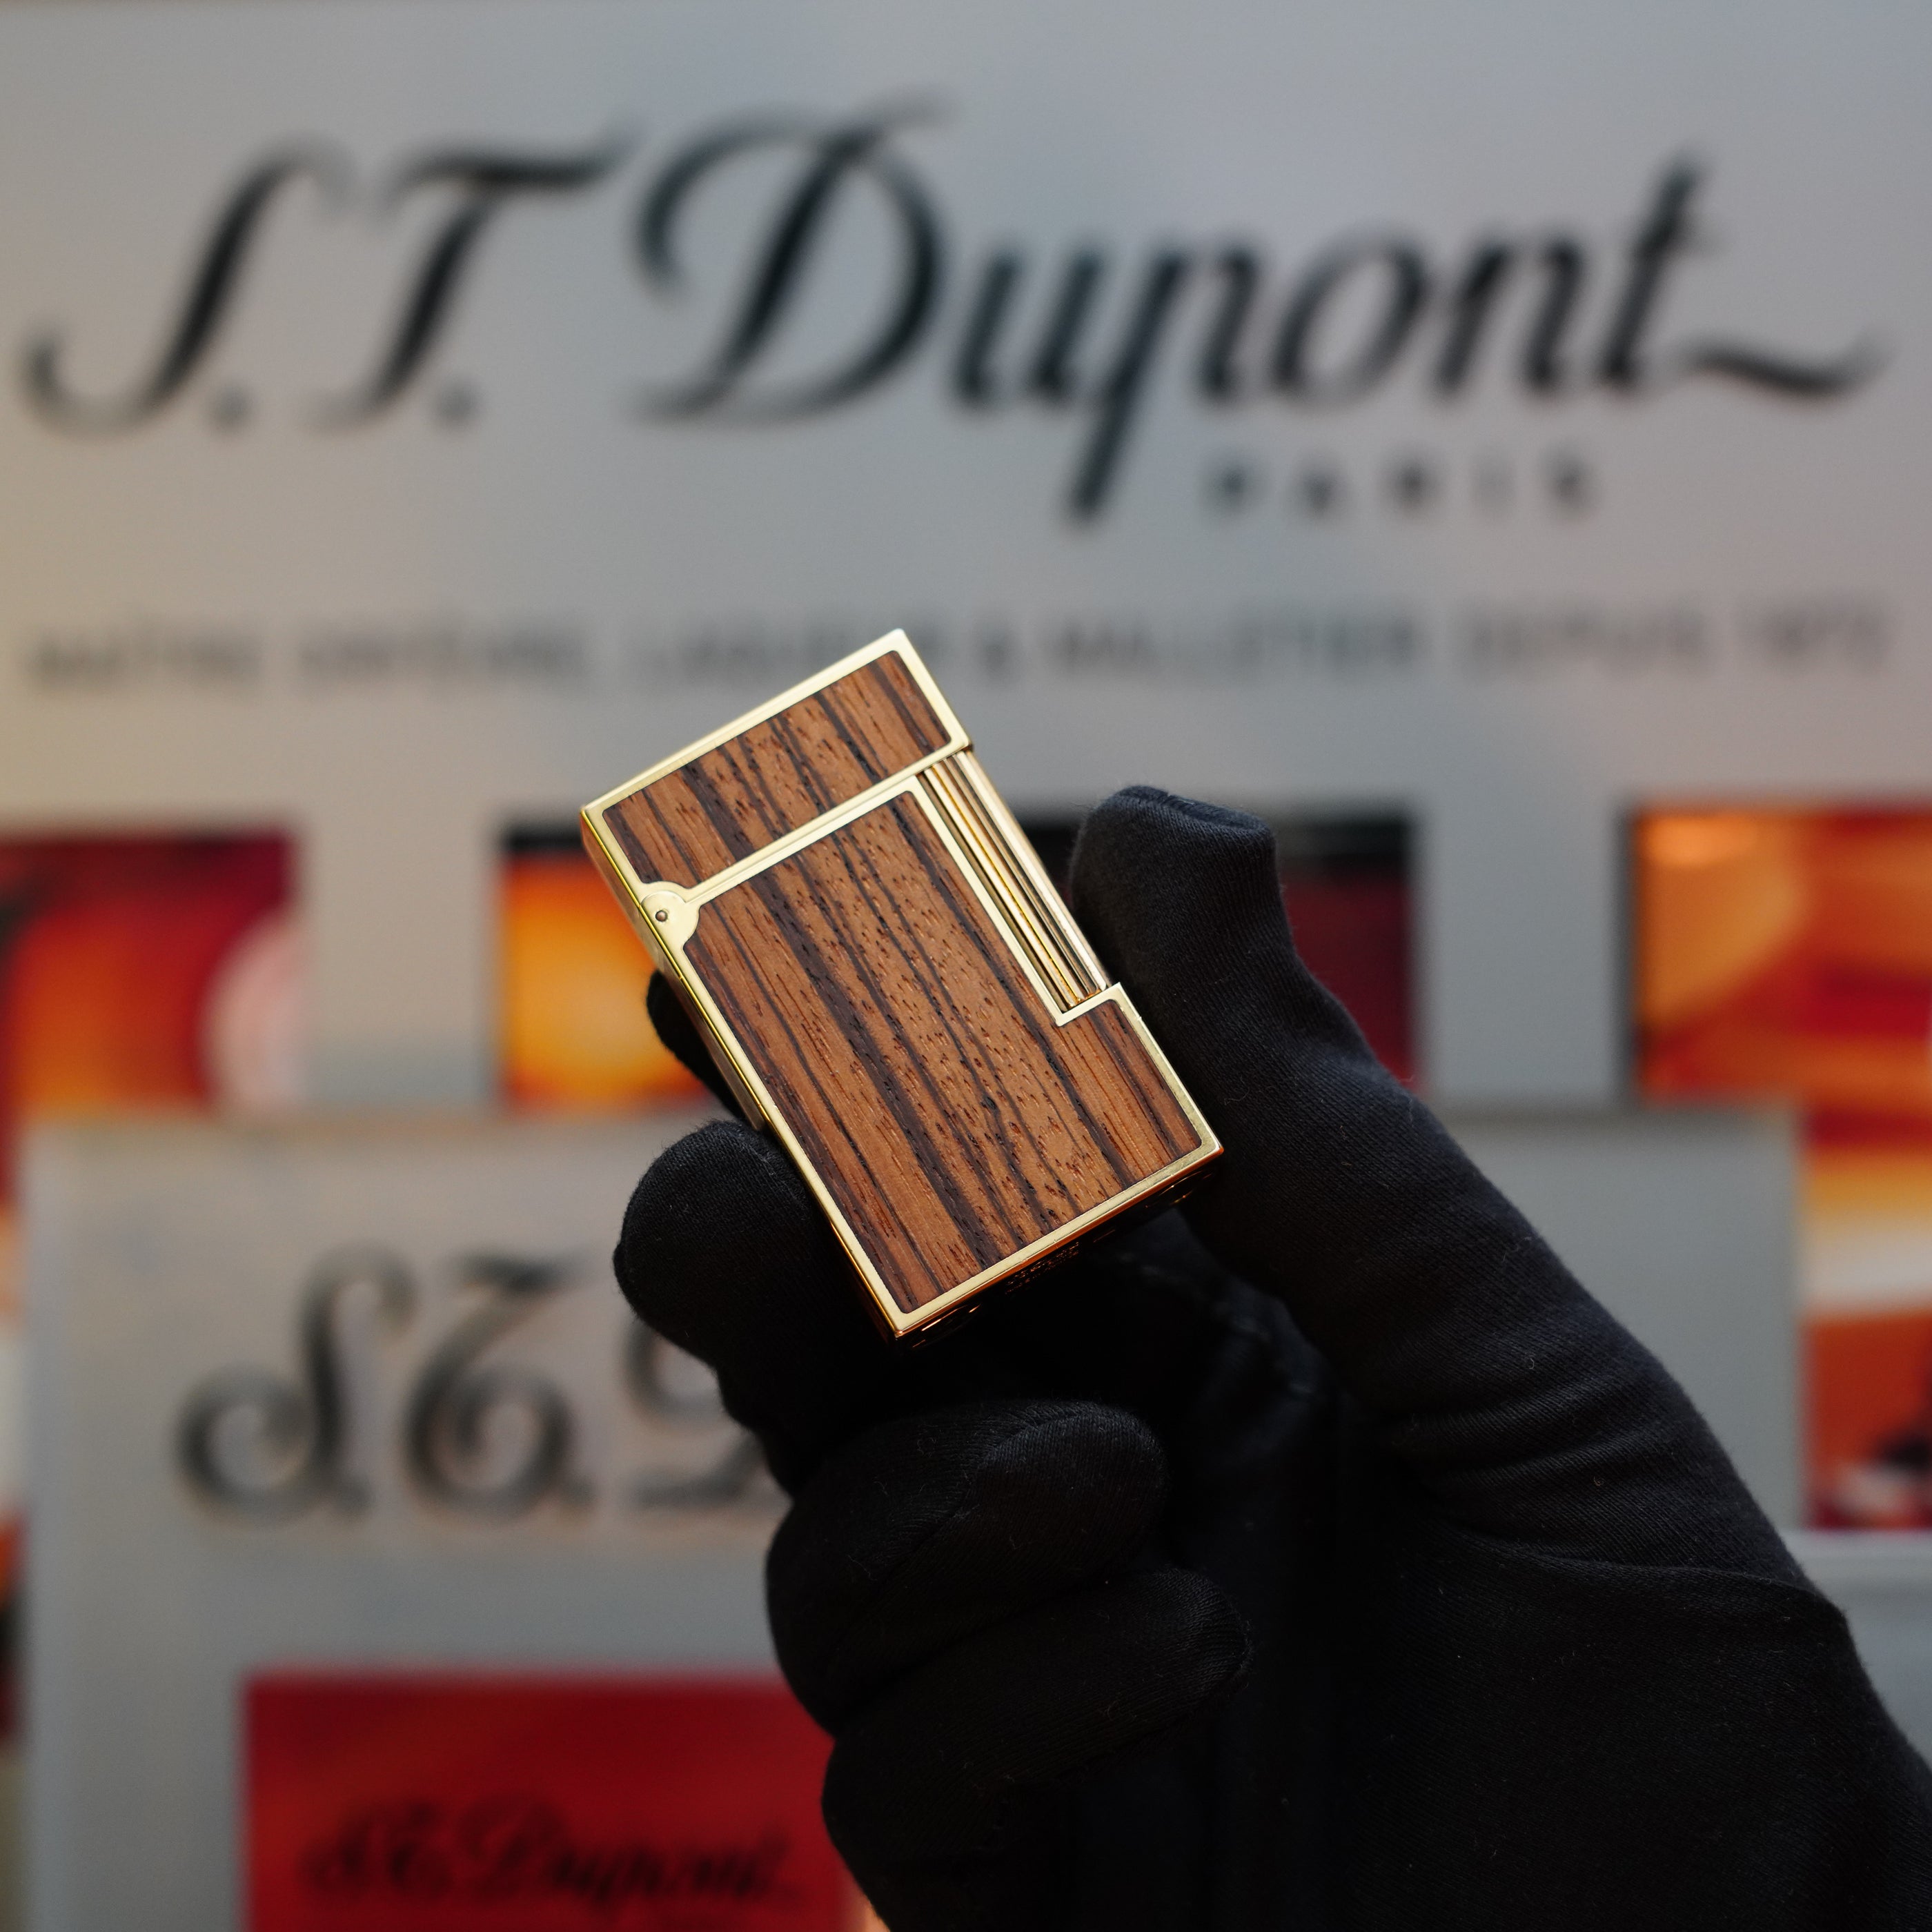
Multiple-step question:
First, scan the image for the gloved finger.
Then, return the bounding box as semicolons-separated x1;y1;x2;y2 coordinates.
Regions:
614;1118;894;1489
1067;788;1537;1308
822;1569;1247;1921
1068;787;1784;1574
768;1398;1167;1731
645;972;742;1118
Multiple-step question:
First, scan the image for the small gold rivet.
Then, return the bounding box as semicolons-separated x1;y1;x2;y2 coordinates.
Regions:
653;909;669;923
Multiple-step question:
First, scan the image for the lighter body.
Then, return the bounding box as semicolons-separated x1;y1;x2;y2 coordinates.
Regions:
582;632;1219;1340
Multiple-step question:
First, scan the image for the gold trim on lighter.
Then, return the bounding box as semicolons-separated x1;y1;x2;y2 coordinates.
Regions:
580;629;969;822
582;630;1220;1341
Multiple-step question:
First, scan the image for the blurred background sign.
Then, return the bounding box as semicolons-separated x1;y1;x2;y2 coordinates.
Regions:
0;0;1923;1112
247;1677;856;1931
23;1110;800;1932
1;0;1931;1924
1635;811;1932;1525
24;1103;1805;1930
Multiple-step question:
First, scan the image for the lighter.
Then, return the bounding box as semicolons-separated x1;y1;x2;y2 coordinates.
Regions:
582;631;1219;1340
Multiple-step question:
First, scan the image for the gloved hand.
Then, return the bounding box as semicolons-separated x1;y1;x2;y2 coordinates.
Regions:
615;787;1932;1931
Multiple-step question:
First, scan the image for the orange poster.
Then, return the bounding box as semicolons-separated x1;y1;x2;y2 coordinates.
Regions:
0;831;295;1725
1635;807;1932;1525
500;814;1414;1105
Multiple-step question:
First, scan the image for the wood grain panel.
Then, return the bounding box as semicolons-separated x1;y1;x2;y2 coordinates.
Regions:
604;653;947;888
684;794;1200;1312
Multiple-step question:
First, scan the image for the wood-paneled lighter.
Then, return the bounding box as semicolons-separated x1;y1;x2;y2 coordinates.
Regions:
581;633;1220;1340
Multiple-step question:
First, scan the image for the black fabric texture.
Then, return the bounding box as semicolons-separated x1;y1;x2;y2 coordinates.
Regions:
613;785;1932;1930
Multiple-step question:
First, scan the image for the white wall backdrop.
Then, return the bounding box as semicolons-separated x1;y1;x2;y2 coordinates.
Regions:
0;0;1922;1110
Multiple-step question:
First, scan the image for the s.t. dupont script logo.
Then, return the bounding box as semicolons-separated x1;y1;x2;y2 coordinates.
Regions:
20;103;1881;519
175;1247;765;1525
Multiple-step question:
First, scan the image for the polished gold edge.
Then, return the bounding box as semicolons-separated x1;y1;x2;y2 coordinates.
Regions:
942;763;1096;1001
950;749;1110;991
903;775;1087;1027
921;760;1091;1011
941;757;1099;999
1105;983;1221;1159
582;630;969;824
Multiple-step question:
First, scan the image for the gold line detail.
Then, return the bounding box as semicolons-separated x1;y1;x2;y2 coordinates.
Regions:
921;755;1100;1014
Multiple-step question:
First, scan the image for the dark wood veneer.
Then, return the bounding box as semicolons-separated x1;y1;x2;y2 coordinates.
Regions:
605;654;947;888
685;793;1199;1313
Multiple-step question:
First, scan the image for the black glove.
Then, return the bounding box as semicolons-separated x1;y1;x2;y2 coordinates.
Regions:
616;787;1932;1931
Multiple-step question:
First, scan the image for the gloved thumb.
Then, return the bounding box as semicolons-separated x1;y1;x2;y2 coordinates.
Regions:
1068;785;1466;1297
1067;787;1788;1573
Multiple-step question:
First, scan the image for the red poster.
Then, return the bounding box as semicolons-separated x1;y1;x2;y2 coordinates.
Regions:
247;1675;862;1932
